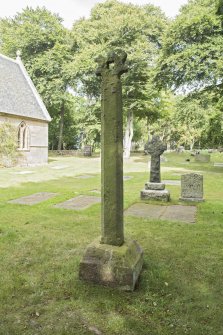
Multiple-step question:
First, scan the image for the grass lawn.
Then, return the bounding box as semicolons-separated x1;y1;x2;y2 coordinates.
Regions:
0;151;223;335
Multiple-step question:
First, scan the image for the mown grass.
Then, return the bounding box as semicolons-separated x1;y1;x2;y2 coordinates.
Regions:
0;151;223;335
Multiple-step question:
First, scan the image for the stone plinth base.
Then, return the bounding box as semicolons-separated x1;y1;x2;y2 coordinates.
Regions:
179;197;204;202
145;182;165;190
141;189;170;202
79;238;143;291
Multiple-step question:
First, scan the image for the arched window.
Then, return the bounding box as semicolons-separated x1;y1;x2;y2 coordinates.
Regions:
18;121;29;150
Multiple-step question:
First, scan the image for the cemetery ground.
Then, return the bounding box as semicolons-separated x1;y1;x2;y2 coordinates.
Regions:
0;151;223;335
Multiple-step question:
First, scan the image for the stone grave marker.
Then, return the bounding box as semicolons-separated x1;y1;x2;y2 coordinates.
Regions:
54;195;101;210
180;173;204;202
9;192;58;205
125;203;196;224
141;135;170;201
194;154;210;163
79;50;143;291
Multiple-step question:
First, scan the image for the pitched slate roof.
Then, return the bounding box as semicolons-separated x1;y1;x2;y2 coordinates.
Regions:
0;53;51;122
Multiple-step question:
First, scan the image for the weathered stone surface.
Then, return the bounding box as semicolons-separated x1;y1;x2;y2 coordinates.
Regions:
9;192;58;205
144;135;167;183
125;203;196;224
194;154;210;163
141;189;170;202
97;50;128;247
180;173;204;202
55;195;101;210
79;238;143;291
145;182;165;190
79;50;143;290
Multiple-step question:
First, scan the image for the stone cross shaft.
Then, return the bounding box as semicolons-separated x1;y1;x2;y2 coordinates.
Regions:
146;135;167;183
96;50;128;247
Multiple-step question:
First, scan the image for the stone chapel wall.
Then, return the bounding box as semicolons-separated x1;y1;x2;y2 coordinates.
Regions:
0;114;49;166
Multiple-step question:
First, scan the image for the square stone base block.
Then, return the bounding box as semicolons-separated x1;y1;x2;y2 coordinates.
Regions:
79;238;143;291
145;182;165;190
141;189;170;202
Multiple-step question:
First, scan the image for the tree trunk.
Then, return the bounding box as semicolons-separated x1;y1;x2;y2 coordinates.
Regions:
123;111;133;159
57;102;65;151
190;139;195;151
147;117;151;142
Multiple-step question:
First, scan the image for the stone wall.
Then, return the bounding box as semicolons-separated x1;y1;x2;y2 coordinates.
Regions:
0;114;49;166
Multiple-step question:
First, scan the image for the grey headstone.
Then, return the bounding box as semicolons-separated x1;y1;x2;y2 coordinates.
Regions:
180;173;204;202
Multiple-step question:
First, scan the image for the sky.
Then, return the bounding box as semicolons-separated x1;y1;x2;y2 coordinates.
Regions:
0;0;189;29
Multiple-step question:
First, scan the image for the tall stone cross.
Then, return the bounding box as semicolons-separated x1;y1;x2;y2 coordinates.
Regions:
79;50;143;290
96;50;128;247
146;135;167;183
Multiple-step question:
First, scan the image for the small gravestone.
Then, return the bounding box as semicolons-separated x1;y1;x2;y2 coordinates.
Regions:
83;145;92;156
195;154;210;163
79;50;143;291
141;135;170;201
180;173;204;202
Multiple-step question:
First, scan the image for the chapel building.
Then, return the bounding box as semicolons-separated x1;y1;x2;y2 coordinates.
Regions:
0;52;51;166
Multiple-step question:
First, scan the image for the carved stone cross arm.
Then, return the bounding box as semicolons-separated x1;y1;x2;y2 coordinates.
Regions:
96;50;128;77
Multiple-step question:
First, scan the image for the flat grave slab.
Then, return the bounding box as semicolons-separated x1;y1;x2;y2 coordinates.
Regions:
124;175;133;180
51;165;69;170
8;192;58;205
214;163;223;167
12;171;34;175
54;195;101;210
125;203;196;223
163;179;180;186
90;189;101;194
74;175;95;179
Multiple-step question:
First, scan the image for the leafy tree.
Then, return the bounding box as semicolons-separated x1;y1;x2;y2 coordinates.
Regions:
0;7;74;150
70;0;169;157
205;111;223;147
156;0;223;108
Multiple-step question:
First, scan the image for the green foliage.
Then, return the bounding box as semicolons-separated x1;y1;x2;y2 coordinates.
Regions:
204;111;223;147
0;6;65;58
0;122;19;167
0;7;74;149
71;0;169;120
156;0;223;109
